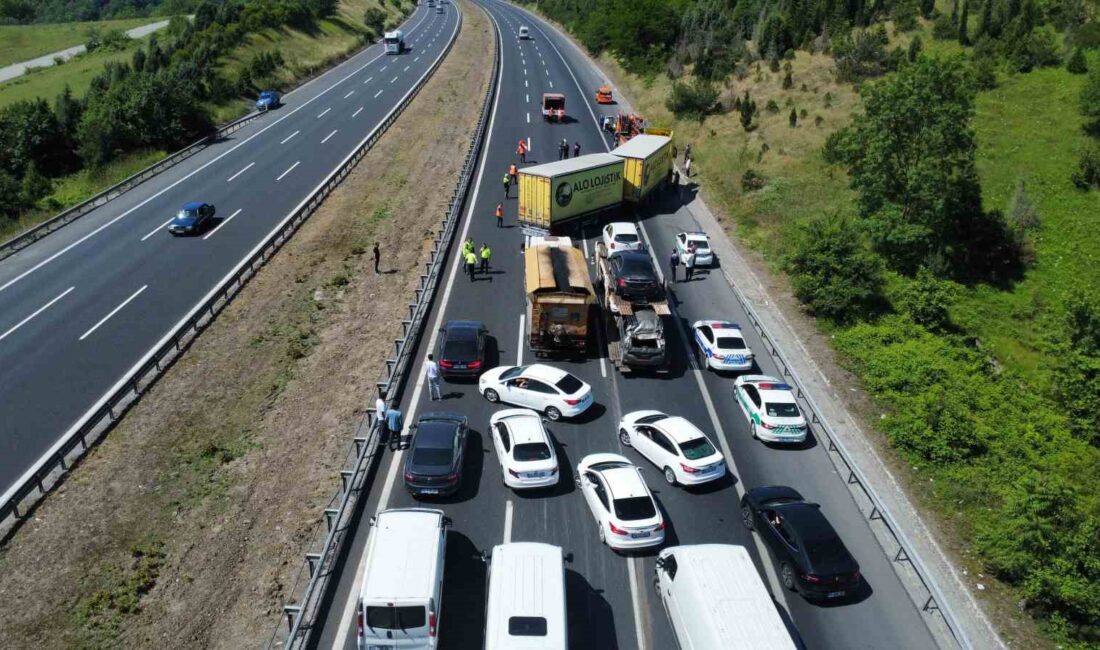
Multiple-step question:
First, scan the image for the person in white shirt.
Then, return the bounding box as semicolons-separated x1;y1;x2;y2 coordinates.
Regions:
376;395;388;438
683;245;696;282
425;354;442;401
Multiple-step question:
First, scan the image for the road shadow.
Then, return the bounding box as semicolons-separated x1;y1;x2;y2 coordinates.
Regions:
412;429;485;505
682;470;737;496
568;402;606;425
439;531;487;650
565;568;620;650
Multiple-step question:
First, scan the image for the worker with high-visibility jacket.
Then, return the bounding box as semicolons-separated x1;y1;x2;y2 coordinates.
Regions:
479;243;491;273
508;163;517;184
495;203;504;228
503;173;512;198
464;249;477;280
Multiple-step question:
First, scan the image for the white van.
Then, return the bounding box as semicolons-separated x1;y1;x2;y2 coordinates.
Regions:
484;542;567;650
519;26;530;40
357;508;449;650
654;544;797;650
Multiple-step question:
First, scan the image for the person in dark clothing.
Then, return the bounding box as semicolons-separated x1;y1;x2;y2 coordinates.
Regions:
669;248;679;282
373;242;381;273
558;139;567;160
573;142;580;158
683;143;692;165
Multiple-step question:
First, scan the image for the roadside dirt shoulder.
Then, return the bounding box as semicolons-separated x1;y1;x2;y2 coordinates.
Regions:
0;3;492;648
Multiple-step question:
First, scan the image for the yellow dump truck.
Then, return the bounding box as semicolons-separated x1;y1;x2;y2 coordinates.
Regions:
611;134;673;203
517;153;624;232
524;237;595;357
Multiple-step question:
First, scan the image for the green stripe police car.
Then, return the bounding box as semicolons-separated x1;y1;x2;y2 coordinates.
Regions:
733;375;807;444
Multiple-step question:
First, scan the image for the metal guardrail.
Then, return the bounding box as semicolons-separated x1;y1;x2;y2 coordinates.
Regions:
724;270;972;649
0;112;259;261
266;5;496;648
0;8;464;545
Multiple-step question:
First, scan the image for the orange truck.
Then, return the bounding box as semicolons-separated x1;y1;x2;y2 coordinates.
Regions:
595;86;613;104
541;93;565;121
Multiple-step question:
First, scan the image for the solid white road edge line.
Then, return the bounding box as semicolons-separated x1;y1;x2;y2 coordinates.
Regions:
226;162;254;182
78;285;147;341
322;129;339;144
0;286;75;343
280;130;299;144
0;0;457;526
202;208;243;240
327;5;470;647
627;557;648;650
276;161;300;181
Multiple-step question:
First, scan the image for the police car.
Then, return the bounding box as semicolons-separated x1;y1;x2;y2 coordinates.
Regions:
692;320;754;371
733;375;808;443
676;231;714;266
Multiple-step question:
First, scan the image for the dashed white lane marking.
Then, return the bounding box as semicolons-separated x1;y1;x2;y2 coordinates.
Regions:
226;162;254;182
404;65;410;72
280;130;299;144
526;112;530;123
503;500;514;544
202;208;242;240
344;90;355;99
627;558;648;650
276;161;300;181
1;286;74;343
517;315;525;366
525;79;528;88
414;56;420;62
380;65;387;71
390;75;399;83
549;80;553;88
317;107;331;118
322;129;338;144
526;93;529;103
141;217;173;241
374;89;384;98
363;76;373;84
524;68;527;75
353;106;364;117
79;285;147;341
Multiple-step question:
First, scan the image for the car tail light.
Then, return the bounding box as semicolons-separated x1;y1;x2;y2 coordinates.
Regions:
550;466;559;474
445;472;459;481
680;463;699;474
618;278;626;287
610;242;615;250
853;569;861;581
803;573;822;583
404;472;415;482
508;469;520;478
356;609;363;638
468;360;481;369
564;398;582;405
609;522;628;536
439;359;454;368
656;521;666;531
429;609;437;637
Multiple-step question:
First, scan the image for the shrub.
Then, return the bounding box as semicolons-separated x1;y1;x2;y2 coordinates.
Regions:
932;14;956;40
782;70;793;89
665;78;720;121
1066;47;1087;74
814;114;824;127
1071;144;1100;191
741;168;766;191
765;99;780;113
363;7;387;35
908;35;923;62
790;108;798;126
893;0;920;31
972;56;998;89
786;213;884;322
896;268;955;331
1080;65;1100;121
832;26;891;81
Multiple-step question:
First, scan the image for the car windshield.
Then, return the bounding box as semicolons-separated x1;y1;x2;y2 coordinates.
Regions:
514;442;552;461
365;605;426;630
411;446;453;467
766;401;801;418
555;374;583;394
500;366;525;380
689;239;710;250
177;209;198;219
679;438;716;460
614;496;657;521
614;233;639;243
715;336;746;350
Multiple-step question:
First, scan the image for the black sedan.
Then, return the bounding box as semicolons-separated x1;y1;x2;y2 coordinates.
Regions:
741;486;861;600
437;320;487;379
168;201;216;235
403;412;468;498
607;250;663;303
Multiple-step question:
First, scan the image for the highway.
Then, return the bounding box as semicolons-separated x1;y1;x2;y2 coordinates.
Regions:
314;1;940;649
0;4;460;501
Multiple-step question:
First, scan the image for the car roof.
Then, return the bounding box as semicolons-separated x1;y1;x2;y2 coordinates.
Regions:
182;201;206;210
522;364;568;383
601;465;648;499
740;375;795;398
607;222;639;234
260;90;277;96
680;231;709;241
444;319;484;331
774;502;834;539
697;320;742;333
501;413;548;445
654;416;707;443
610;249;650;261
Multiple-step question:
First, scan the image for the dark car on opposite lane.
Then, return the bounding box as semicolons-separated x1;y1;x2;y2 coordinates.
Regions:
741;485;862;600
403;412;468;498
168;202;216;235
606;250;663;303
256;90;281;111
437;320;487;379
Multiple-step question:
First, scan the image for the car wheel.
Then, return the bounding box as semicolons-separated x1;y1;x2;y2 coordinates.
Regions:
484;388;499;403
545;406;562;421
663;466;678;486
781;563;796;591
740;505;755;531
618;428;632;447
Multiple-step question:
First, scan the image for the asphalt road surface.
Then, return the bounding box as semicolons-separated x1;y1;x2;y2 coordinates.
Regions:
0;4;460;501
313;1;940;649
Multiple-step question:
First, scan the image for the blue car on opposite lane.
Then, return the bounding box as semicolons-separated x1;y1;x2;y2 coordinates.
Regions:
256;90;281;111
168;202;216;236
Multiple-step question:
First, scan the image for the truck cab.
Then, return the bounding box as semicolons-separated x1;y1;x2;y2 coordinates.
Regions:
384;30;404;54
541;93;565;122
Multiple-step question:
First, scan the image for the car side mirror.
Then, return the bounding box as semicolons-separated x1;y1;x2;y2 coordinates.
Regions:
563;552;574;563
478;551;490;564
574;477;583;487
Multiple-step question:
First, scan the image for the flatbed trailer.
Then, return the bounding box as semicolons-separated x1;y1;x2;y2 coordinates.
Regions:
593;242;670;373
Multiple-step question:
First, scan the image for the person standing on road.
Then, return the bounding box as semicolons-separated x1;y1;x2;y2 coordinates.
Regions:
463;237;475;258
503;173;512;198
376;394;388;438
684;156;693;178
480;243;491;273
557;139;566;160
669;247;679;282
508;163;517;185
683;143;692;166
373;242;381;273
425;354;442;401
495;202;504;228
684;244;696;281
517;139;527;163
573;141;581;158
464;249;478;281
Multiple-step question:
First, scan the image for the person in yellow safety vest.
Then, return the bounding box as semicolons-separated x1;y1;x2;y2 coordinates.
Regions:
464;249;477;281
503;173;512;198
463;237;474;257
479;244;491;273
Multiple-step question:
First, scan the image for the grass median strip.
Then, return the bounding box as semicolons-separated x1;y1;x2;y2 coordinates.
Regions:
0;3;491;647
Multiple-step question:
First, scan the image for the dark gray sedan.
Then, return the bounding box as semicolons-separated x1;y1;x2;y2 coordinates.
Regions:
403;412;468;498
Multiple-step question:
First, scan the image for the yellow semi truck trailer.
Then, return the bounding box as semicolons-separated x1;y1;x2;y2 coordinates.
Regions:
611;133;673;203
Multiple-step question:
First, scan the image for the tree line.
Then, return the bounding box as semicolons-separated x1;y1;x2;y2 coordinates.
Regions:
0;0;202;25
0;0;341;222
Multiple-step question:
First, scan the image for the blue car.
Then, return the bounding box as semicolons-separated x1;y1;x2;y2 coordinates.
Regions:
256;90;281;111
168;202;216;236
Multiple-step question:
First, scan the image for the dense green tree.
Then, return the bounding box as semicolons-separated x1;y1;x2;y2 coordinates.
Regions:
664;78;719;121
1080;64;1100;120
1066;47;1087;74
832;26;891;80
786;212;884;322
1052;290;1100;445
908;34;923;61
789;107;798;127
958;0;970;45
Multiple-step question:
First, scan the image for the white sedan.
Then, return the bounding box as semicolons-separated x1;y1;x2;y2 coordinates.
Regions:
692;320;754;372
602;222;643;254
489;409;559;489
617;411;726;486
733;375;808;443
479;364;593;421
577;453;665;551
676;231;714;266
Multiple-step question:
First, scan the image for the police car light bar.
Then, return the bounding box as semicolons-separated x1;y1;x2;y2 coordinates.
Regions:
757;383;793;391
